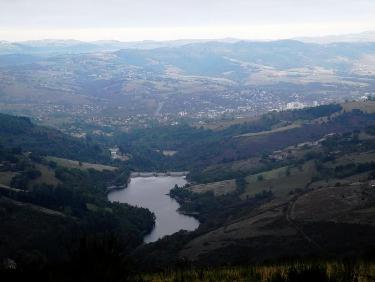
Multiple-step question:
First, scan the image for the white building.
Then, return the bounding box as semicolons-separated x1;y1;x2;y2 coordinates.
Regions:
286;102;305;110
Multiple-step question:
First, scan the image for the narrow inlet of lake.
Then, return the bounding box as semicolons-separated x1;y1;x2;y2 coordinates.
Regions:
108;176;199;243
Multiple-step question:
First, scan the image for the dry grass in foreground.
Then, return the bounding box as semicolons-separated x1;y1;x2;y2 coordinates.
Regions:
137;261;375;282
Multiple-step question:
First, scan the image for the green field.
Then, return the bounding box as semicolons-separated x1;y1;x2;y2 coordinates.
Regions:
189;179;237;196
46;156;117;172
330;151;375;166
0;171;18;187
235;123;302;138
342;100;375;114
243;161;317;198
29;164;61;187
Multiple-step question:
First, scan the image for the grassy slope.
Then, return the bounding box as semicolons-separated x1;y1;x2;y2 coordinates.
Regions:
29;163;61;187
0;172;18;187
235;123;302;138
173;103;375;264
189;179;237;196
46;156;117;172
342;100;375;113
0;197;75;261
243;161;317;198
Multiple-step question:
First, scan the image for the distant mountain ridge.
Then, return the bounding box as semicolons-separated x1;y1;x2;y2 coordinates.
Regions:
0;38;243;55
295;31;375;44
0;38;374;114
1;30;375;55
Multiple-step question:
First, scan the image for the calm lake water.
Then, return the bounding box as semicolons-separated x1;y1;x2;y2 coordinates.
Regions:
108;176;199;243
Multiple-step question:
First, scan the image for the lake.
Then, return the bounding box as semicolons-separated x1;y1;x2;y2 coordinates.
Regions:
108;176;199;243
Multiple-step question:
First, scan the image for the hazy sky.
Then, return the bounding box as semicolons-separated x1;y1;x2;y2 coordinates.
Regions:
1;0;375;41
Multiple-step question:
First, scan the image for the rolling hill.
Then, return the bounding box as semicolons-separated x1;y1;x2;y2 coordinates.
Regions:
132;100;375;268
0;113;108;162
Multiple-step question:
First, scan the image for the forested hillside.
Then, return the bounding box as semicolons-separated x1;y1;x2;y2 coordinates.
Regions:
0;113;109;162
0;118;155;277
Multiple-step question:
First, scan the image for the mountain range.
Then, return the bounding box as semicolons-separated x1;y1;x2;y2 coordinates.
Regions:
1;31;375;55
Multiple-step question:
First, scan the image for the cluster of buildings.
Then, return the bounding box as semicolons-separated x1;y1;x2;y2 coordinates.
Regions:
109;147;129;161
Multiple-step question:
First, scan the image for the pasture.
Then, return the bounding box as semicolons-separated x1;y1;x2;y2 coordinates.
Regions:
46;156;117;172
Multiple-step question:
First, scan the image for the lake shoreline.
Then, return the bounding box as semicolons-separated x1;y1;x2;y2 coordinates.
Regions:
107;175;199;243
130;171;189;177
106;171;189;193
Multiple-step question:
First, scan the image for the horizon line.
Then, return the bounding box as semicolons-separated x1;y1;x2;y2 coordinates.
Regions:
2;32;375;44
1;23;374;42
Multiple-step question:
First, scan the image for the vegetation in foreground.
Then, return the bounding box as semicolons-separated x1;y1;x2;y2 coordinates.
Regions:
1;258;374;282
138;261;375;282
